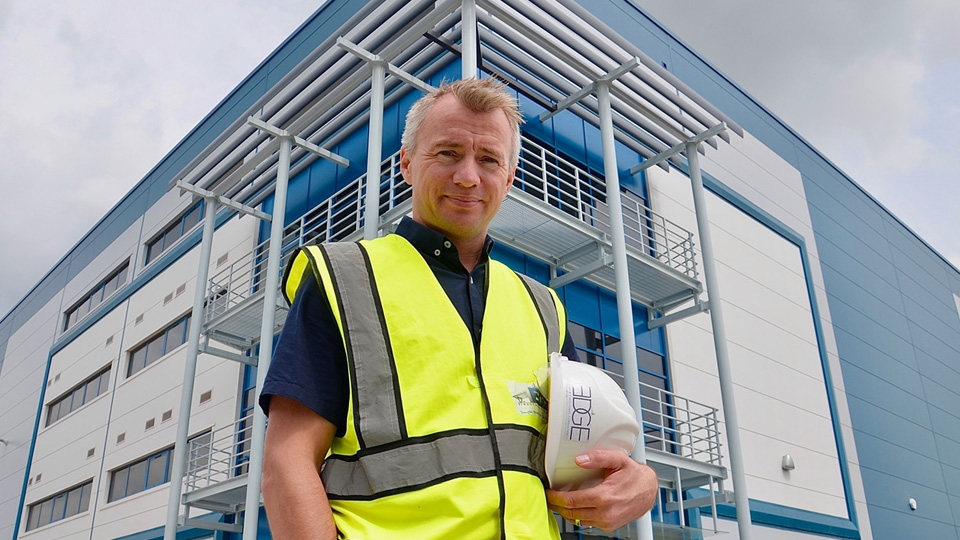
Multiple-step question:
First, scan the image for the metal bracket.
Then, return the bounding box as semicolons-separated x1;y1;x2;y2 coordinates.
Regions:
182;518;243;533
630;122;727;175
647;299;710;329
540;57;640;122
176;181;272;222
337;37;436;95
246;117;350;168
549;250;614;289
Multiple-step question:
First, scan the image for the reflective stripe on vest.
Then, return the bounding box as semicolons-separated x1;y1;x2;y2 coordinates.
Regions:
317;242;404;449
321;425;545;500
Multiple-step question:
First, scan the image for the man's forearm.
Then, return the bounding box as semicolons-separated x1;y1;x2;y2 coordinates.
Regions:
262;462;337;539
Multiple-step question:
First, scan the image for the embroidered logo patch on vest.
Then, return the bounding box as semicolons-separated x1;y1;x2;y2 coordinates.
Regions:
509;380;547;420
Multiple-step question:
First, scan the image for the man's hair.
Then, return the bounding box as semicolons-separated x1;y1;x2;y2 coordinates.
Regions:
401;78;524;168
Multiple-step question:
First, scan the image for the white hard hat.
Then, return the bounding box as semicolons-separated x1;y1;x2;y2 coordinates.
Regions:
541;352;640;491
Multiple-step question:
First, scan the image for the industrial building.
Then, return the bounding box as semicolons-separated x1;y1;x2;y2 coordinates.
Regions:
1;0;958;539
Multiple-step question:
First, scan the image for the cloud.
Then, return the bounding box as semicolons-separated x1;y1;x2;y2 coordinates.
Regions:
0;0;323;316
637;0;960;271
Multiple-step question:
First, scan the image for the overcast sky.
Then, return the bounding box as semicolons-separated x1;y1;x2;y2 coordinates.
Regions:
1;1;958;318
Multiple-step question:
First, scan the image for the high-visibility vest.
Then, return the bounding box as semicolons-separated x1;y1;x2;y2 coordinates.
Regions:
282;234;566;540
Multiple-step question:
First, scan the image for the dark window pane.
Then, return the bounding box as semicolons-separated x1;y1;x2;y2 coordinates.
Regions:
182;204;201;232
166;319;187;352
64;487;80;519
569;323;603;353
47;400;61;426
116;264;128;286
109;467;129;502
27;504;41;530
103;274;118;298
79;296;92;317
51;494;66;521
66;309;78;330
129;348;147;377
146;239;161;264
579;350;602;368
79;482;92;512
604;334;622;361
637;348;665;377
85;379;100;404
70;387;85;413
37;499;54;527
99;370;111;394
605;358;624;376
164;227;180;249
127;459;148;496
144;336;164;367
146;453;168;488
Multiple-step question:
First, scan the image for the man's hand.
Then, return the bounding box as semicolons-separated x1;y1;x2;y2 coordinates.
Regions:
545;449;658;532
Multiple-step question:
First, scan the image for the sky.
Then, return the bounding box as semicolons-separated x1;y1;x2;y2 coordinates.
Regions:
0;0;958;318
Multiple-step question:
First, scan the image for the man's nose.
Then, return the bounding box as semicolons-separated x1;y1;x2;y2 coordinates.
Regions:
452;158;482;187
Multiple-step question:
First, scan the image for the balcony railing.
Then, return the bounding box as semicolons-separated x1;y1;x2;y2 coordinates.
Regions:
185;414;253;493
203;134;699;332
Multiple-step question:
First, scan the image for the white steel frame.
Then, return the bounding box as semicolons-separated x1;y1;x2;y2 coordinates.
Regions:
162;1;753;539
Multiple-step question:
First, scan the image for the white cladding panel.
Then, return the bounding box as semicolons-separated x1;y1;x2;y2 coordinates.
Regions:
648;145;848;517
0;295;62;540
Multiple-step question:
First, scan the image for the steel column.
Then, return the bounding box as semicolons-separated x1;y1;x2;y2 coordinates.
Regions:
461;0;478;78
364;62;386;240
686;142;752;539
163;197;219;540
597;82;654;540
242;135;294;540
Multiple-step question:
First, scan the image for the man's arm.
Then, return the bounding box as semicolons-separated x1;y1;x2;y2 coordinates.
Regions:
262;395;338;539
545;449;658;532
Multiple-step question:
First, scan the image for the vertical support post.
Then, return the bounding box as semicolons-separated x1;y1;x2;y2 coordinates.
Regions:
597;82;655;540
242;136;293;540
461;0;478;78
164;197;219;540
364;62;386;240
686;142;752;539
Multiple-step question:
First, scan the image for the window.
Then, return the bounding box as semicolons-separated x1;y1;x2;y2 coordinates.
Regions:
46;367;111;426
108;432;209;502
63;262;130;332
25;481;92;531
127;314;191;377
145;202;203;266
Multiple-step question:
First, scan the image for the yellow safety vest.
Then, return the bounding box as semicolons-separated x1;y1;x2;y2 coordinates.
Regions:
282;234;566;540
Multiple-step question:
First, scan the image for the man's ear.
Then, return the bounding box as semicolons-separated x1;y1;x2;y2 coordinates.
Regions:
399;147;412;186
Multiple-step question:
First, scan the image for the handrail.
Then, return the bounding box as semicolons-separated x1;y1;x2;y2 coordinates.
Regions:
203;134;699;327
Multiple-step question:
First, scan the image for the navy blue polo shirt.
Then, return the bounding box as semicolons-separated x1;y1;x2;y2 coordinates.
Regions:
260;217;578;435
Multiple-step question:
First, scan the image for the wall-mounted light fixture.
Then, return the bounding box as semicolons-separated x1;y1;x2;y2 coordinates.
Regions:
781;454;796;471
909;498;917;511
0;438;8;447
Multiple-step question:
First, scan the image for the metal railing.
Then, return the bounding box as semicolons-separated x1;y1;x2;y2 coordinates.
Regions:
639;381;722;465
204;135;699;325
515;136;698;280
185;414;254;493
603;367;723;466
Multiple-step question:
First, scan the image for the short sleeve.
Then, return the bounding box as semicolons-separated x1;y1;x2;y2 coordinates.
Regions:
259;269;350;437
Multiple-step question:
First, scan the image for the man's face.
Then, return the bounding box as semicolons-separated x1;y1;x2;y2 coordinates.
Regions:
400;94;516;247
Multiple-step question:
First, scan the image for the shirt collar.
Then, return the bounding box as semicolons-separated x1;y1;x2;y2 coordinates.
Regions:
394;216;494;272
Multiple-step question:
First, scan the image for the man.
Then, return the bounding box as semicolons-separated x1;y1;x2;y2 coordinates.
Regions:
260;78;657;539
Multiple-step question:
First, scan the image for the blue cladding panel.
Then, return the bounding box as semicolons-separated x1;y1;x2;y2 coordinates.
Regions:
832;329;924;397
826;298;913;356
859;467;954;524
841;363;930;428
845;396;939;460
866;505;959;540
